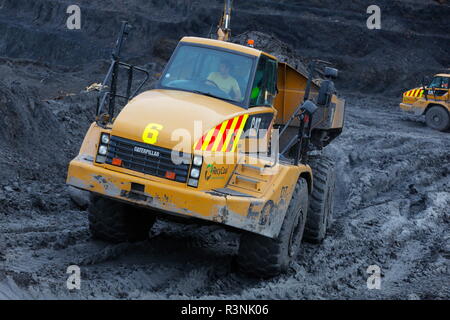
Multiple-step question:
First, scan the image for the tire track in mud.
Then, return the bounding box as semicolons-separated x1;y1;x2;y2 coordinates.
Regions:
324;97;449;299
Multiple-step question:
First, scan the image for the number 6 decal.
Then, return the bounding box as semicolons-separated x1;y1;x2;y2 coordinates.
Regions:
142;123;163;144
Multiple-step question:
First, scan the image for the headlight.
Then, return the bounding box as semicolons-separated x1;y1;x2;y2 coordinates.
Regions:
98;145;108;155
101;133;110;144
193;155;203;167
190;168;200;179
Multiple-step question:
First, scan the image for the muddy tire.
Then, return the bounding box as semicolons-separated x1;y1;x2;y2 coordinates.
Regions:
304;156;336;244
88;195;156;243
236;178;308;278
425;106;450;131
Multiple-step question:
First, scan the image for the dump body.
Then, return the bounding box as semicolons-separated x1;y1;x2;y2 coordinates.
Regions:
67;36;344;238
274;62;345;150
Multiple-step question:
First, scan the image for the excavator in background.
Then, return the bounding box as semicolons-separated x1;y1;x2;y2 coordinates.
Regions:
400;73;450;131
66;0;345;277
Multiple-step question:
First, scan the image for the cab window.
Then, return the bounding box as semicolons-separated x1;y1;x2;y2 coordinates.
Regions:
429;76;449;89
250;55;277;107
160;44;255;105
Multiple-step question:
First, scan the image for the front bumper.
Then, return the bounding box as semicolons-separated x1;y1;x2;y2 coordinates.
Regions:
400;103;425;115
67;156;278;237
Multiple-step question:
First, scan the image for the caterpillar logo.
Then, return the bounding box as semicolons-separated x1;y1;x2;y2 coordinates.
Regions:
403;88;424;98
133;146;160;157
194;114;249;152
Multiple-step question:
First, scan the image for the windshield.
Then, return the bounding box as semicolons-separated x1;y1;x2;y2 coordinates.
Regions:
429;76;449;89
160;44;255;105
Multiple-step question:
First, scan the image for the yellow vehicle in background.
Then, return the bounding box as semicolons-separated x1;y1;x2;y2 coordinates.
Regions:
66;2;345;277
400;73;450;131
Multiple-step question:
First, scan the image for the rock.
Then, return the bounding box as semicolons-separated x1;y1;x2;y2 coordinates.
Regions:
68;186;90;209
31;195;47;211
12;182;20;191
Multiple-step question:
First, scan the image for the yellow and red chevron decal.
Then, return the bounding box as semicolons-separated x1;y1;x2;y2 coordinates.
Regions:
194;114;249;152
403;88;424;98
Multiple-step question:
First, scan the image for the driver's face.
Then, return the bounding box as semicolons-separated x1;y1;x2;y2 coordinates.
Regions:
219;63;230;76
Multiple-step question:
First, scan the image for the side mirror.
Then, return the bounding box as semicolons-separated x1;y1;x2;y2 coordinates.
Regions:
324;67;338;79
317;80;335;107
300;100;318;116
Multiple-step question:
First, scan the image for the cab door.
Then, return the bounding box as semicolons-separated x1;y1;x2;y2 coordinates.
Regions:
242;55;278;155
249;55;278;108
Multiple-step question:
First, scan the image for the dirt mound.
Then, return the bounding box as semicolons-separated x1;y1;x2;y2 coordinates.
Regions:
0;0;449;95
0;78;96;223
233;31;309;74
0;79;95;180
0;83;62;181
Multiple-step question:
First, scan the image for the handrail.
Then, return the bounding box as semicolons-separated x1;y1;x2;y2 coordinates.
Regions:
95;21;150;126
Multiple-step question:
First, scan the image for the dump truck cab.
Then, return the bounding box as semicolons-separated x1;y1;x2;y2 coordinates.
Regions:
159;37;277;110
67;18;345;277
400;73;450;131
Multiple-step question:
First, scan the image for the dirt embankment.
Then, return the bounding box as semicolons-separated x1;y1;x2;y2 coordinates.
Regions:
0;0;449;95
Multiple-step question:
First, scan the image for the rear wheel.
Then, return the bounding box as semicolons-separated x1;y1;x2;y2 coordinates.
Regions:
425;106;450;131
304;156;336;244
236;178;308;278
88;195;156;243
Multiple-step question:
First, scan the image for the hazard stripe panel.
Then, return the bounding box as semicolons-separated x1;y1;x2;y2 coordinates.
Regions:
195;115;249;152
403;89;424;98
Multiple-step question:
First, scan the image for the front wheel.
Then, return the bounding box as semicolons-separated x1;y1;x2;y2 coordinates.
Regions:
88;195;156;243
425;106;450;131
236;178;309;278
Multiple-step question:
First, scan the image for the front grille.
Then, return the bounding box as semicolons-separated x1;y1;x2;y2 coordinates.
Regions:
106;136;191;183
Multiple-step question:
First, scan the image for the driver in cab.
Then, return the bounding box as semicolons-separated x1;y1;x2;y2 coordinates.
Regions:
206;60;242;101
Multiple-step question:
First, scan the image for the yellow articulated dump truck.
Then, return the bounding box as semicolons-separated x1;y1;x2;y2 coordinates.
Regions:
67;4;345;277
400;73;450;131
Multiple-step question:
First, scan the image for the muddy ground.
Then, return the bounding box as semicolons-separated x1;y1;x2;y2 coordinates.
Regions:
0;0;449;299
